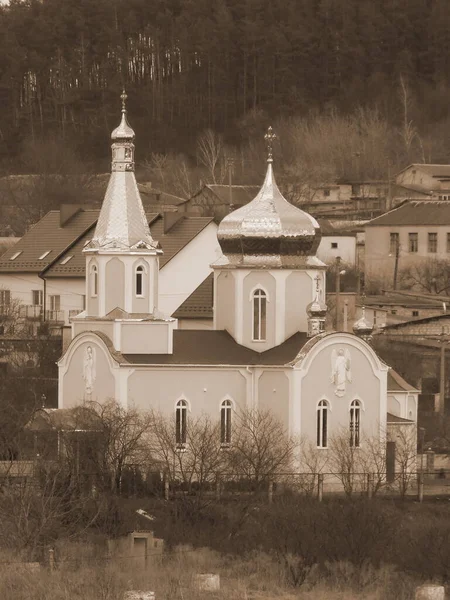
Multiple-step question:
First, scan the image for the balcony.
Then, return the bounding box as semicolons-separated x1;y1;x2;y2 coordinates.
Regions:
19;305;42;320
45;310;64;323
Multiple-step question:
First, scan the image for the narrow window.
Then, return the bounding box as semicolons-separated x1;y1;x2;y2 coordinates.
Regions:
252;289;267;341
91;265;98;297
428;232;437;253
136;266;144;297
49;295;60;311
221;400;232;446
389;232;399;255
408;232;418;253
331;242;338;249
0;290;10;306
32;290;43;306
317;400;328;448
350;400;361;448
176;400;188;447
412;310;419;317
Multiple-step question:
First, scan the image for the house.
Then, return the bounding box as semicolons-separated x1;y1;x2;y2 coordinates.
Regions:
187;184;260;222
0;206;221;328
395;164;450;199
364;201;450;288
316;219;358;267
56;102;418;474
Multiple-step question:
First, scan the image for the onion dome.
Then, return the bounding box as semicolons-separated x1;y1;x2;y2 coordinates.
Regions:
111;90;135;141
217;127;321;263
307;294;327;318
353;306;374;338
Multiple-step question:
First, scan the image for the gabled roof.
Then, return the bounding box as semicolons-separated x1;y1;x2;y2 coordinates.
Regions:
366;201;450;227
317;219;357;237
0;210;99;272
0;209;214;277
387;369;419;392
121;330;308;366
386;412;415;424
381;313;450;331
397;163;450;179
191;184;260;207
172;273;213;319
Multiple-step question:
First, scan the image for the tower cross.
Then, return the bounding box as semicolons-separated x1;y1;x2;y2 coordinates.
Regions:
121;89;127;113
264;126;277;162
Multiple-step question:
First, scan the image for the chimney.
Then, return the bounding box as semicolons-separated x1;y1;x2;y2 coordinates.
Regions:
60;204;83;227
163;211;184;234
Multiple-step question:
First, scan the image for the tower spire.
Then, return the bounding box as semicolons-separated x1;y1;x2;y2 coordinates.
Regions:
264;126;277;163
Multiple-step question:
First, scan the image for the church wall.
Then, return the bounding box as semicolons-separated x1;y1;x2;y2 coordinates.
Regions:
121;322;171;354
86;258;99;316
242;271;276;351
127;368;248;417
60;340;116;408
285;271;314;337
132;259;149;314
105;258;125;313
300;341;382;443
257;370;290;429
388;394;402;417
215;271;235;334
73;321;113;340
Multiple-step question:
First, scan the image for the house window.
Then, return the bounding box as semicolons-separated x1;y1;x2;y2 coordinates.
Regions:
252;288;267;341
391;309;397;315
39;251;51;260
135;266;144;297
408;232;418;253
9;251;22;261
32;290;43;306
389;232;399;254
323;189;331;197
49;295;60;311
428;233;437;253
317;400;328;448
60;255;73;265
412;310;419;317
331;242;338;249
0;290;11;306
350;400;361;448
220;400;232;446
90;265;98;297
175;399;188;447
373;310;377;326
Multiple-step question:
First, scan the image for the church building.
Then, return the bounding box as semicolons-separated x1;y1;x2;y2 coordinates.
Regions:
58;94;418;459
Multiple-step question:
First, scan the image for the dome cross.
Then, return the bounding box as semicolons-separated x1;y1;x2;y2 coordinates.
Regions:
264;126;277;163
121;89;127;113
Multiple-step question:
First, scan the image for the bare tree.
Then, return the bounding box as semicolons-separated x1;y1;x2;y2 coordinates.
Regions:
328;428;361;496
297;437;328;495
225;409;297;490
196;129;224;184
389;424;417;499
399;258;450;295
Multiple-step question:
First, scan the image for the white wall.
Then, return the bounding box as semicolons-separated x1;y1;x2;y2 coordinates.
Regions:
158;222;221;317
316;235;356;266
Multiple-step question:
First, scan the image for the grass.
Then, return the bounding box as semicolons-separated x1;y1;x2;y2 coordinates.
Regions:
0;545;423;600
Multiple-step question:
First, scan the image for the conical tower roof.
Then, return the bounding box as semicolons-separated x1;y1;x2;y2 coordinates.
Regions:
86;91;159;252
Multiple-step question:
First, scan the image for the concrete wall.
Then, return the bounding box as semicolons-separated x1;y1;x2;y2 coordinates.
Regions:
215;271;235;334
285;271;319;338
105;258;125;314
158;222;221;316
317;235;356;266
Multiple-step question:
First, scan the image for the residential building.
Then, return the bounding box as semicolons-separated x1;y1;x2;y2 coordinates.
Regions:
365;201;450;288
57;103;417;471
0;206;220;328
187;184;260;222
395;164;450;199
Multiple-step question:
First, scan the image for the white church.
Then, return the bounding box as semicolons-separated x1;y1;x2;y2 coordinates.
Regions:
57;93;418;456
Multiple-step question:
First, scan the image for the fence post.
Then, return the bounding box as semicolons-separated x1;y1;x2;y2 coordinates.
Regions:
367;473;373;499
268;479;274;504
317;473;324;502
48;548;55;573
417;473;424;503
215;476;221;501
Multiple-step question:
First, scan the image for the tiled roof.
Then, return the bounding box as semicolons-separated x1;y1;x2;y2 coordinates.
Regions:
43;213;213;277
366;201;450;226
317;219;357;237
0;210;99;272
381;313;450;331
387;369;419;392
0;209;213;276
122;330;307;366
173;273;213;319
363;294;444;308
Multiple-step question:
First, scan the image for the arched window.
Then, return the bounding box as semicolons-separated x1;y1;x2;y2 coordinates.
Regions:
350;400;361;448
252;288;267;341
135;265;144;297
317;400;328;448
91;265;98;297
220;400;232;445
176;399;188;447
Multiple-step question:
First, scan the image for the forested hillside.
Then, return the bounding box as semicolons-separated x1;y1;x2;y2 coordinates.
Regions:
2;0;450;180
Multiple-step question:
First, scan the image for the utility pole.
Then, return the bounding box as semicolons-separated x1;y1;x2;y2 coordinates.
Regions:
440;328;447;416
335;256;341;331
227;157;235;213
393;238;400;291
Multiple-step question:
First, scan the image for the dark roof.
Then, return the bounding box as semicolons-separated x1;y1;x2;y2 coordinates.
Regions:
366;201;450;227
363;294;445;308
317;219;357;237
0;210;98;272
122;330;307;366
381;313;450;331
386;412;415;424
138;184;187;206
0;208;214;276
387;369;419;392
173;273;213;319
202;185;259;206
